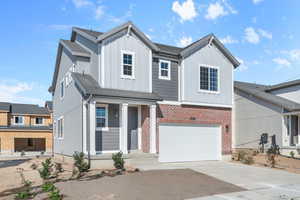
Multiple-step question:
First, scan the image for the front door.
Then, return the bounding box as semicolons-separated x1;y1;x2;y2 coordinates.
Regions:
128;107;138;150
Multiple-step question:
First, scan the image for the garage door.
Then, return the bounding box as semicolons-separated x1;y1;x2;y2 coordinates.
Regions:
159;123;222;162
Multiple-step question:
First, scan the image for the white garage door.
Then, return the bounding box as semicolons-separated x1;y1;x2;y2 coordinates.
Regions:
159;123;222;162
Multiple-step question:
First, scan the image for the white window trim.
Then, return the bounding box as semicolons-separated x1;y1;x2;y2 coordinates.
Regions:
198;64;220;94
60;79;65;99
34;117;44;126
96;104;109;131
120;50;135;80
159;59;171;80
13;116;24;126
57;116;64;140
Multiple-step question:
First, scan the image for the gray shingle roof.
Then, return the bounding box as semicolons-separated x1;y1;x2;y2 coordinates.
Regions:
60;40;91;57
266;79;300;92
73;27;103;38
154;43;183;55
0;102;10;111
72;72;162;101
235;81;300;111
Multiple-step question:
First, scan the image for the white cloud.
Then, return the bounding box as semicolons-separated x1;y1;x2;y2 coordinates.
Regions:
205;2;227;20
258;29;272;39
244;27;260;44
289;49;300;61
253;0;264;4
177;36;192;47
72;0;93;8
0;80;45;105
108;3;135;23
95;6;104;19
252;17;257;23
273;58;291;67
172;0;197;22
236;58;248;71
220;36;238;44
221;0;237;14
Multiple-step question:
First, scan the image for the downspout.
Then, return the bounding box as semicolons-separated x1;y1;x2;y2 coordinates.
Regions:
83;94;93;167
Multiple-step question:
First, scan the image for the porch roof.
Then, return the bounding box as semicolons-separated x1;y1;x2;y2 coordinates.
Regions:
72;72;163;102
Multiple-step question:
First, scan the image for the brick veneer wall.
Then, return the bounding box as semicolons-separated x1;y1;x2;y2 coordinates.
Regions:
141;104;232;155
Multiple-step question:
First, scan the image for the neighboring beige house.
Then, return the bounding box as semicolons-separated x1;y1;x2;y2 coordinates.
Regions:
234;80;300;155
0;102;53;154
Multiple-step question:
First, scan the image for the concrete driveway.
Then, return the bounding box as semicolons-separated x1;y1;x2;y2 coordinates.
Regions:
131;158;300;200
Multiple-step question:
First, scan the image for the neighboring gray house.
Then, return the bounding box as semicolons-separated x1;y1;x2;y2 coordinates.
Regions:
49;21;239;162
234;80;300;152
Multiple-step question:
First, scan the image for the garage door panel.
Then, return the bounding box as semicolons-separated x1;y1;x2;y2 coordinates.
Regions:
159;124;221;162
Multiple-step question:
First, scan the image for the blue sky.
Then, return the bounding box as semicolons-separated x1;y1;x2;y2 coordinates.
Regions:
0;0;299;105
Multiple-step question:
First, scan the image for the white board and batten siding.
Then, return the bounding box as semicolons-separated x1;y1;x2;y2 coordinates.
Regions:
159;123;222;162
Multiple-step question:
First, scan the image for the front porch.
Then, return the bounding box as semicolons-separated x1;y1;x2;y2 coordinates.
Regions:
83;97;158;156
283;114;300;147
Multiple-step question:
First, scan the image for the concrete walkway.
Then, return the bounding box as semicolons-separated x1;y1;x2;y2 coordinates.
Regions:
131;158;300;200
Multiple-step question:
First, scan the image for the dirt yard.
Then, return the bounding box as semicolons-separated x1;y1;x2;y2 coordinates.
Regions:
0;157;245;200
254;154;300;174
233;151;300;174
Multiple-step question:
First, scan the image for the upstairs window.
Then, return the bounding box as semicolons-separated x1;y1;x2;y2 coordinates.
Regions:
60;80;64;99
35;117;43;125
57;117;64;139
96;105;108;130
199;66;219;92
159;60;171;80
14;116;24;125
121;51;135;79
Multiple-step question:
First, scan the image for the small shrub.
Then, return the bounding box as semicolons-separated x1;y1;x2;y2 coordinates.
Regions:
266;147;279;168
297;148;300;155
112;151;125;170
30;163;38;170
237;151;247;161
15;191;31;200
72;152;89;178
241;155;254;165
41;151;45;155
42;182;56;192
21;151;25;157
38;158;53;180
15;169;35;200
55;162;64;173
290;151;295;158
49;189;63;200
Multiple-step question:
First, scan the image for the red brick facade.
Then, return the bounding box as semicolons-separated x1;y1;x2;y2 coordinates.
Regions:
141;104;232;155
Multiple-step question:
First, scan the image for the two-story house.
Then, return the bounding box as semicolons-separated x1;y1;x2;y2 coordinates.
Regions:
234;80;300;156
0;102;52;154
49;21;240;162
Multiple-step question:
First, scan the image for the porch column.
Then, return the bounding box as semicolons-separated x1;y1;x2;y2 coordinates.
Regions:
120;103;128;154
82;103;87;154
89;101;96;155
149;104;157;154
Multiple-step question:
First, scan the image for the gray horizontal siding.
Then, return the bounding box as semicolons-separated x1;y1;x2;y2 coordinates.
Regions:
152;58;178;101
95;104;120;151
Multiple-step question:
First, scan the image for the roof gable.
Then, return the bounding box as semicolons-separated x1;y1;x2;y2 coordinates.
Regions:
181;34;240;68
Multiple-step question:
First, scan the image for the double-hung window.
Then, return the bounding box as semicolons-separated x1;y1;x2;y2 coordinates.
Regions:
57;117;64;139
35;117;43;125
121;51;135;79
96;105;108;131
199;66;219;92
60;80;64;99
159;60;171;80
14;116;24;125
